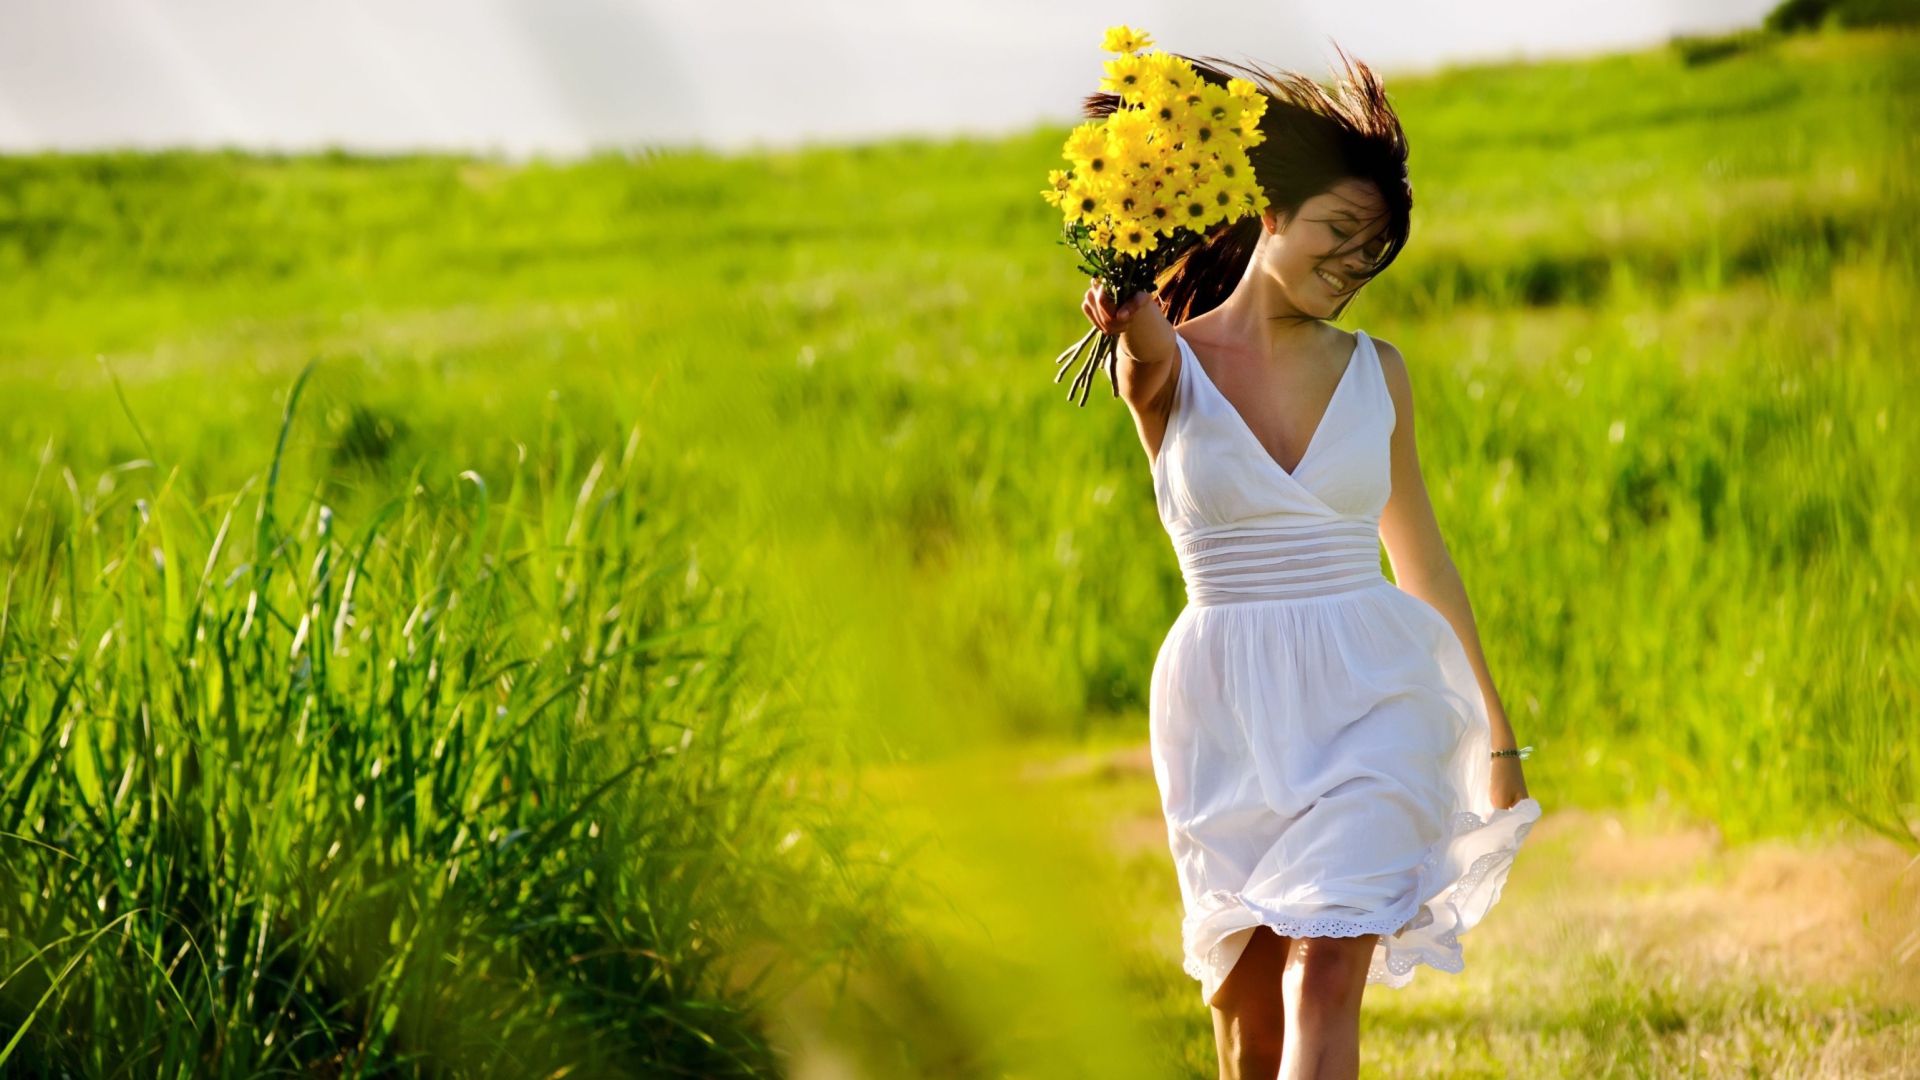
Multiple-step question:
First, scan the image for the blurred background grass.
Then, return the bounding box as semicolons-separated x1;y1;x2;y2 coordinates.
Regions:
0;23;1915;1078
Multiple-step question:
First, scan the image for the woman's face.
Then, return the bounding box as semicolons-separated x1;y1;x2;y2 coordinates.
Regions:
1253;178;1393;320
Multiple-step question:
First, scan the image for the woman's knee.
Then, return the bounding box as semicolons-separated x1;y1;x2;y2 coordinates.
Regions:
1289;937;1373;1009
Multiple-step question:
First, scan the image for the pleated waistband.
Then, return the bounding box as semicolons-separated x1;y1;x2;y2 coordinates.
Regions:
1176;522;1387;605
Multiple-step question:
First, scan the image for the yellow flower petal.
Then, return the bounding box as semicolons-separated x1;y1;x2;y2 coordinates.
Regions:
1105;108;1152;147
1064;121;1106;163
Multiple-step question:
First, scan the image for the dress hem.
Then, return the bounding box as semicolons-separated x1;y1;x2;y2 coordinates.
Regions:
1183;797;1542;1005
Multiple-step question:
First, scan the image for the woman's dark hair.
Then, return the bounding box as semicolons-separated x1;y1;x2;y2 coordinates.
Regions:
1085;49;1412;323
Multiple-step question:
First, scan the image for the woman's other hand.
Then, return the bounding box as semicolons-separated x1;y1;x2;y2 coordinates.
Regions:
1490;757;1530;811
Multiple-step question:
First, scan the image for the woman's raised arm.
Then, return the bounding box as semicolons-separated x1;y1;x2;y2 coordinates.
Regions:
1082;284;1182;462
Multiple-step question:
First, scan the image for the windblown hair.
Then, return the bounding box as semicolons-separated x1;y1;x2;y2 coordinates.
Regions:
1085;49;1413;323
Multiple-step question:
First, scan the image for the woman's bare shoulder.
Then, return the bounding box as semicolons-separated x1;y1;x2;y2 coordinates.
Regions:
1367;334;1413;394
1170;310;1217;349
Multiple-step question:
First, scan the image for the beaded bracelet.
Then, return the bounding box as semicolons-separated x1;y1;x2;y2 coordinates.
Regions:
1490;746;1533;760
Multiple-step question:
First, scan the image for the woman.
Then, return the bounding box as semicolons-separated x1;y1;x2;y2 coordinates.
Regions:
1081;55;1542;1080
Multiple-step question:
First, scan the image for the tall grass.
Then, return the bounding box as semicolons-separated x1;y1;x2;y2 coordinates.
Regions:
0;373;889;1073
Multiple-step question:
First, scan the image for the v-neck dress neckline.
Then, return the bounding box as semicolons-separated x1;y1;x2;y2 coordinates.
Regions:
1181;330;1362;482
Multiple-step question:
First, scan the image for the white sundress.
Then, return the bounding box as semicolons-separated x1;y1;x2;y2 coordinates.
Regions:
1148;328;1542;1006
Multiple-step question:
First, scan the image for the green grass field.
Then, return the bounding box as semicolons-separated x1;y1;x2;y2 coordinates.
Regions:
1;26;1915;1078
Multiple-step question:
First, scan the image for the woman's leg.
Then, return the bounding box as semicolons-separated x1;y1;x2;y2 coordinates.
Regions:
1206;927;1291;1080
1277;934;1376;1080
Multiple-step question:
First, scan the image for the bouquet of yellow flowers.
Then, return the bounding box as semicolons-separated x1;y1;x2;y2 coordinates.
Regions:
1044;26;1270;404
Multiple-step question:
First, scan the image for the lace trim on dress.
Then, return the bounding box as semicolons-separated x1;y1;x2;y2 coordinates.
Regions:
1183;909;1416;983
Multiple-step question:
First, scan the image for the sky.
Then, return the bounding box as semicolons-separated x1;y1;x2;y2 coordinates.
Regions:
0;0;1779;155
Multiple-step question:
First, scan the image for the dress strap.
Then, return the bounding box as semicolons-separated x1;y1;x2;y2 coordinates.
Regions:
1352;329;1396;436
1171;331;1192;404
1174;330;1217;398
1155;333;1199;471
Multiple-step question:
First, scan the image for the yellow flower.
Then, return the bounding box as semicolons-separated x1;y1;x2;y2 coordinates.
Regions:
1156;155;1187;192
1210;145;1253;187
1111;218;1158;256
1143;52;1196;95
1143;94;1180;129
1198;83;1241;128
1238;115;1266;147
1199;179;1237;227
1101;54;1151;102
1040;167;1073;208
1237;94;1268;145
1144;197;1178;236
1108;185;1152;220
1102;25;1154;54
1174;187;1212;228
1226;77;1261;100
1063;121;1104;161
1063;174;1110;225
1105;135;1144;188
1170;147;1209;183
1188;113;1224;148
1063;121;1117;179
1106;107;1153;150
